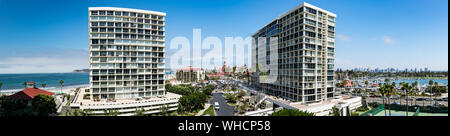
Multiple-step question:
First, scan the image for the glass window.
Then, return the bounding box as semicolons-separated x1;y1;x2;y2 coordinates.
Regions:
107;17;114;21
99;16;107;21
91;11;98;15
115;11;122;16
130;12;136;17
99;22;106;26
91;16;99;21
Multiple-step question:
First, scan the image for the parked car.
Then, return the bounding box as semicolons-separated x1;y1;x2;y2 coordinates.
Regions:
434;102;442;106
393;102;400;105
416;98;425;101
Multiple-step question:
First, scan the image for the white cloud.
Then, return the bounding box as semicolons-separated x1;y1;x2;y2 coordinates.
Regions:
383;36;395;44
336;34;351;42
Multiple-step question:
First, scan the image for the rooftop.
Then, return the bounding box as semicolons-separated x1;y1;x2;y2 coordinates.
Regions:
88;7;166;16
8;88;54;100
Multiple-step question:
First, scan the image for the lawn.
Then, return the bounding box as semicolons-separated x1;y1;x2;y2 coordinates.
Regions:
202;106;215;116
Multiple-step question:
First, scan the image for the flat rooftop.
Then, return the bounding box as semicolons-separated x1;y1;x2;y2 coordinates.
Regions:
71;88;181;108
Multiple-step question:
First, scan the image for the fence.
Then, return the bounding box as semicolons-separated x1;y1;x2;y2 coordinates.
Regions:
360;105;384;116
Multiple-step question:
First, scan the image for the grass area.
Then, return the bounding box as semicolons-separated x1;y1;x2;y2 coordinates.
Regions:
174;109;201;116
202;106;215;116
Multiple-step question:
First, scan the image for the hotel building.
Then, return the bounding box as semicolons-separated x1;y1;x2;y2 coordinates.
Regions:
89;7;166;100
251;2;336;104
176;66;205;83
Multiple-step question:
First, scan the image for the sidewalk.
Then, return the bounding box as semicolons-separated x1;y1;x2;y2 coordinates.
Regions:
196;103;211;116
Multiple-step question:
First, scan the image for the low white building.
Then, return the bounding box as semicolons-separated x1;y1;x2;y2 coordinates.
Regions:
291;96;362;116
69;88;181;116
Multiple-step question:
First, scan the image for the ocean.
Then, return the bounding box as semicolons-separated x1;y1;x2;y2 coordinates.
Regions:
0;73;89;92
392;79;448;86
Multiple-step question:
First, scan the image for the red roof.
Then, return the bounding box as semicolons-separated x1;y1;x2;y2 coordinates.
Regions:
28;82;36;84
344;80;352;87
177;66;203;71
8;88;54;100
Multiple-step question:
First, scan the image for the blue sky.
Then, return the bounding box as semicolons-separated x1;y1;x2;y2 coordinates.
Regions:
0;0;447;73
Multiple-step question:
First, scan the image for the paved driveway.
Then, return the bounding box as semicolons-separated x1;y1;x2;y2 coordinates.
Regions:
210;93;236;116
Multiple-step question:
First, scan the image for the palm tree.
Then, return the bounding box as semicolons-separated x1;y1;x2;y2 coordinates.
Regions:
401;83;412;116
421;92;426;107
386;84;395;116
433;81;439;107
160;105;169;116
365;80;369;90
412;81;418;106
428;80;433;107
42;83;47;89
135;108;145;116
0;81;3;92
23;82;27;88
379;83;388;116
59;80;64;92
392;82;397;104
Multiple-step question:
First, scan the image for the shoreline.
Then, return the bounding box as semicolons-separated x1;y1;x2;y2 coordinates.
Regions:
0;84;89;94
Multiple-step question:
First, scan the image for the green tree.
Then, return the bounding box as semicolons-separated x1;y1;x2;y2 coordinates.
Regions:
271;109;315;116
59;80;64;92
135;108;145;116
378;83;388;116
41;83;47;89
32;94;57;116
80;109;92;116
330;106;342;116
428;80;434;107
103;109;119;116
401;83;412;116
202;84;216;95
0;81;3;92
364;80;369;91
434;81;439;106
23;82;27;88
160;105;169;116
411;81;419;106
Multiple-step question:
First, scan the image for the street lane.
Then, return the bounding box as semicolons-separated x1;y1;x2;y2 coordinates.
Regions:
210;93;236;116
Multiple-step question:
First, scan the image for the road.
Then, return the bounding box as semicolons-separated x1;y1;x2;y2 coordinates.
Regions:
210;93;236;116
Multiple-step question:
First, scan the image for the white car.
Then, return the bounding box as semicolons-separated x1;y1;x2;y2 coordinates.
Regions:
214;102;220;110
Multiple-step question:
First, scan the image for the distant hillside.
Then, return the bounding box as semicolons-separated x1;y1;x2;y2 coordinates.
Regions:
72;69;89;73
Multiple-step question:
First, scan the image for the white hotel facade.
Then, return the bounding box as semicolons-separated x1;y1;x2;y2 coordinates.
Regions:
73;7;181;116
251;2;337;104
89;7;167;100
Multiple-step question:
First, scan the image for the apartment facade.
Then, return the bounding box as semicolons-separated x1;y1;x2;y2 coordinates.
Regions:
89;7;166;100
176;66;205;83
252;3;336;104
